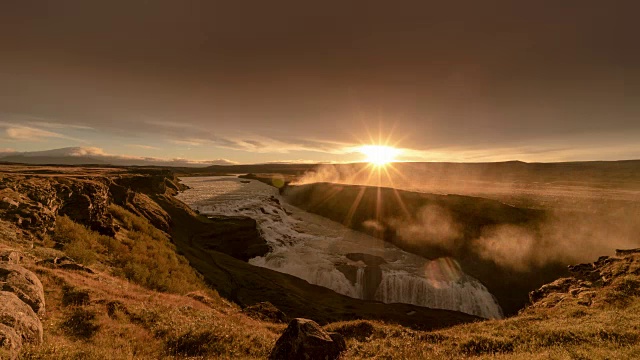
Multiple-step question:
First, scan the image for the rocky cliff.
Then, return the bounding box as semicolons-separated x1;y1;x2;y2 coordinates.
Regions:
528;248;640;310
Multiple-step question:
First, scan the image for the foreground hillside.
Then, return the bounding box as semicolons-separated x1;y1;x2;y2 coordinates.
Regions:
1;165;639;359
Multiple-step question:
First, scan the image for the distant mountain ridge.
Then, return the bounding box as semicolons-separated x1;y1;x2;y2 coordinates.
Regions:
2;148;639;180
0;147;235;167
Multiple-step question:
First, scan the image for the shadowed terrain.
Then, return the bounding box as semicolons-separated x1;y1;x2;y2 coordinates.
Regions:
283;182;554;315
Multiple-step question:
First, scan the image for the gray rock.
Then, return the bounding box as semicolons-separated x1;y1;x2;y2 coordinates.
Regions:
0;265;46;316
269;318;346;360
0;251;21;264
36;257;95;274
0;291;43;345
243;302;288;323
0;323;22;360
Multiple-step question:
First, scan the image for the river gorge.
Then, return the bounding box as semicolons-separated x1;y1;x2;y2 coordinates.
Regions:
176;176;503;319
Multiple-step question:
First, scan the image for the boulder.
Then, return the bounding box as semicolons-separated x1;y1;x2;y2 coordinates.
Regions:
0;251;21;264
0;291;43;345
529;277;573;304
0;265;45;316
36;256;95;274
243;302;288;323
0;323;22;360
269;318;346;360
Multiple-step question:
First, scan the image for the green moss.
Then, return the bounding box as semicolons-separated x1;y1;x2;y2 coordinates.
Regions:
53;208;203;294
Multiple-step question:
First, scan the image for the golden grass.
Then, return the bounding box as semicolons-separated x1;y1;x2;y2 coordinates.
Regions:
20;265;279;359
15;206;281;359
52;207;203;294
324;277;640;359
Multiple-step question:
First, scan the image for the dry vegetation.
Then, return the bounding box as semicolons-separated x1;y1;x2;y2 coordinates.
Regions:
325;302;640;359
7;207;282;359
19;267;280;359
15;208;640;359
53;205;203;293
324;266;640;360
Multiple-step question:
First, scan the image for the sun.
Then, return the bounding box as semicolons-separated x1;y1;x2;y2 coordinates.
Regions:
358;145;401;166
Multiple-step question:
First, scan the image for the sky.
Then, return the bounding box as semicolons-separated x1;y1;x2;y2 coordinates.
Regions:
0;0;639;164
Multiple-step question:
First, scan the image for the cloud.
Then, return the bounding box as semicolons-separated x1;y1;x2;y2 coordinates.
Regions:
0;119;89;143
66;146;106;156
265;159;332;164
4;126;68;141
169;139;204;146
171;158;238;166
27;121;93;130
127;144;160;150
146;120;248;149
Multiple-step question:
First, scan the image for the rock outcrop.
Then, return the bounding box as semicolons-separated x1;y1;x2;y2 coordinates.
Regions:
0;175;117;237
0;323;22;360
36;256;95;274
243;302;288;323
528;249;640;309
0;291;43;346
0;257;45;358
269;318;346;360
0;264;46;316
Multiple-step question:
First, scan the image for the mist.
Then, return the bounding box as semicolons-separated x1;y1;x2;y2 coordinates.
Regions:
290;161;640;271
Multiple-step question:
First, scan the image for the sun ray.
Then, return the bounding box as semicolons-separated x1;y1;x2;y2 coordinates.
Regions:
344;186;366;227
309;184;344;209
382;165;411;218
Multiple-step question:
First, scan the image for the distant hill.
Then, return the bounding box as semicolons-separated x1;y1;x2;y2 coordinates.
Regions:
0;147;236;167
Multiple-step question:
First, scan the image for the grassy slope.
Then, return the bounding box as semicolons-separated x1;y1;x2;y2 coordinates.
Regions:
0;214;279;359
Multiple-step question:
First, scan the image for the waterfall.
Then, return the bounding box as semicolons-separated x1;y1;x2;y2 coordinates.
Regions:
375;271;503;319
177;176;505;319
354;267;366;298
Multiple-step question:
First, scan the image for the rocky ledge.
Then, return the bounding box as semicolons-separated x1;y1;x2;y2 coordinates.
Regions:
0;169;187;242
529;248;640;309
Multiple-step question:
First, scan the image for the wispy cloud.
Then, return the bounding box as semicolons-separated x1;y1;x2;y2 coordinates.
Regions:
0;119;89;143
4;126;68;141
127;144;160;150
169;139;204;146
66;147;106;156
28;121;93;130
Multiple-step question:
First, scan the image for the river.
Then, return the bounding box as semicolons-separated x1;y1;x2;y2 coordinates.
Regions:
176;176;503;319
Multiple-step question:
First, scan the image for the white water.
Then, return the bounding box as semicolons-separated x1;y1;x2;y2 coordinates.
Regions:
176;176;503;319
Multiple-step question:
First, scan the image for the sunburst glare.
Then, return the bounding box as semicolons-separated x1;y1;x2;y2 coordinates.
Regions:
358;145;401;166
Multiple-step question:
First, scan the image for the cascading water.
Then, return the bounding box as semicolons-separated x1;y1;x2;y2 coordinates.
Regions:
176;176;504;319
354;267;366;299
